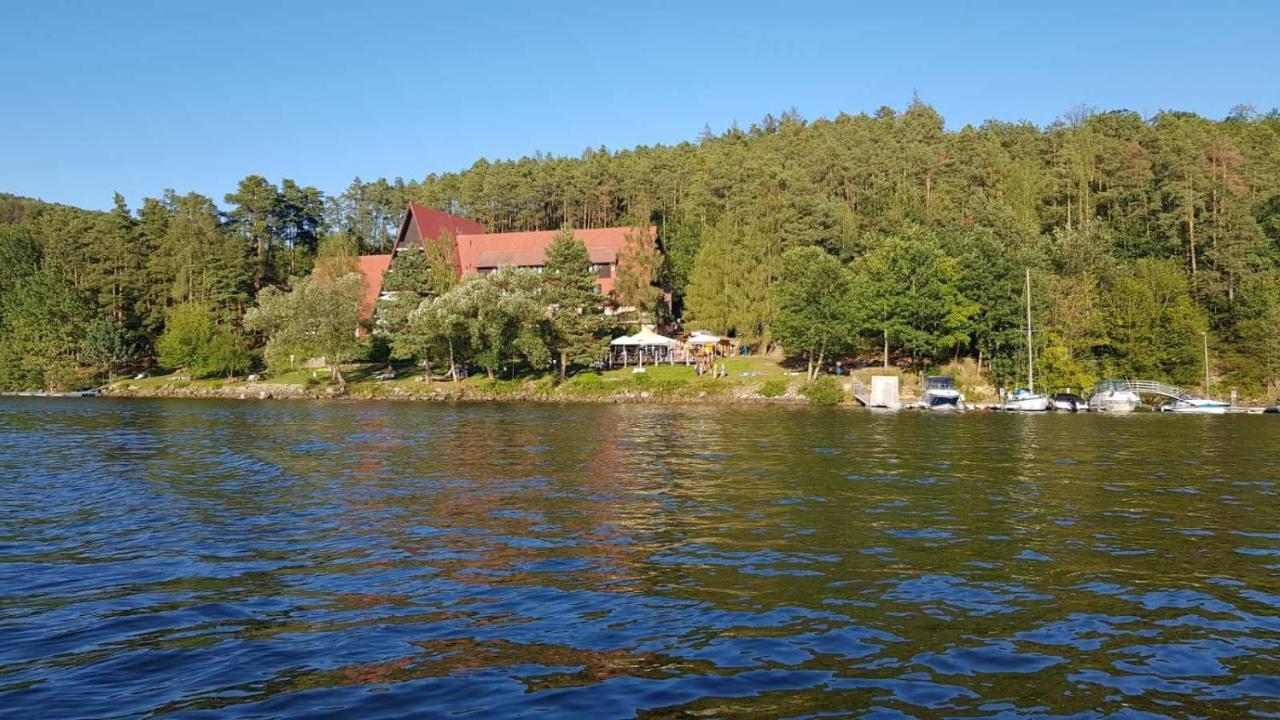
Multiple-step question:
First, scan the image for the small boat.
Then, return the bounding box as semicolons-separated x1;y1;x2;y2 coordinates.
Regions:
1003;269;1050;412
1160;394;1229;414
922;376;962;411
1004;387;1051;412
1050;391;1086;412
1088;380;1140;413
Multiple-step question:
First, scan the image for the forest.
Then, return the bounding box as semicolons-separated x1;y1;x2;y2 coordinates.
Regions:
1;100;1278;396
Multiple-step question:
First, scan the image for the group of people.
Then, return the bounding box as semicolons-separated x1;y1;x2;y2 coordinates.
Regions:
695;355;728;378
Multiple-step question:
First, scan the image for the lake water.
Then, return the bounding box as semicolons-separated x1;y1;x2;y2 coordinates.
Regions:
1;398;1278;718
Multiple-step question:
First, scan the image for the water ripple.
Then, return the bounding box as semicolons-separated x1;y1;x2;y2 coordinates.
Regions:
1;398;1277;718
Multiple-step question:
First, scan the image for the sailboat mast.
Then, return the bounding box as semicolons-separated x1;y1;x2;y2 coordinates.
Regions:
1025;268;1034;394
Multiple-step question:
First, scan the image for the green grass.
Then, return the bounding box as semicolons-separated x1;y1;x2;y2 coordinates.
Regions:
115;374;227;391
114;356;798;402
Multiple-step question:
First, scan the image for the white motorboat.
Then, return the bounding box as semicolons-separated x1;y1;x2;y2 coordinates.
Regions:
922;375;962;411
1088;380;1140;413
1160;395;1229;414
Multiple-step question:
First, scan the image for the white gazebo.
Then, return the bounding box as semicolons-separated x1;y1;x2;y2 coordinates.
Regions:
630;327;676;366
609;334;640;367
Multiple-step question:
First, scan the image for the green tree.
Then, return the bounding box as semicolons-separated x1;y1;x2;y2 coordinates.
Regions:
849;232;976;367
81;319;137;383
244;272;365;388
203;327;252;378
0;269;93;390
0;225;42;304
543;229;610;380
424;230;461;295
376;246;437;353
614;227;663;321
684;218;779;346
225;175;281;288
399;292;471;381
155;302;246;377
157;192;252;312
774;246;854;379
1101;258;1207;384
470;268;551;379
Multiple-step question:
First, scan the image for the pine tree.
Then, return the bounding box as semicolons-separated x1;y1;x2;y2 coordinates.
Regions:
543;229;610;380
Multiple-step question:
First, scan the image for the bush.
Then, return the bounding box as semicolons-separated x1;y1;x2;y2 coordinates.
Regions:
353;334;392;363
156;302;250;378
759;378;789;397
801;375;844;406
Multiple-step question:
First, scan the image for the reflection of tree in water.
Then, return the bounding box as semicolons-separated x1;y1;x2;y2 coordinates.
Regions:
149;636;709;716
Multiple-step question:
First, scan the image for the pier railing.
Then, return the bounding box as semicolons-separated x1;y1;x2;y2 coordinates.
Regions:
851;378;869;406
1123;380;1191;400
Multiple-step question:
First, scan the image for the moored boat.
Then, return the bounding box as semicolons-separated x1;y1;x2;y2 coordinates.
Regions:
1160;395;1230;414
921;376;962;411
1003;387;1051;412
1088;380;1140;413
1050;391;1086;412
1003;269;1050;412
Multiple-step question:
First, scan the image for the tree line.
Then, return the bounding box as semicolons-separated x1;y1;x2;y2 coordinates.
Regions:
1;99;1278;394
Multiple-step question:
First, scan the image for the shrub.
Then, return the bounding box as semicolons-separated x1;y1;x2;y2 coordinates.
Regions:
801;375;844;406
759;378;789;397
353;334;392;363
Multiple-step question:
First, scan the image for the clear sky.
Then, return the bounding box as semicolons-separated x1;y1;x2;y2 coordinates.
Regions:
2;0;1276;211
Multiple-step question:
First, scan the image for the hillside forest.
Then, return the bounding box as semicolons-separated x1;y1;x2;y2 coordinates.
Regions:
1;101;1278;397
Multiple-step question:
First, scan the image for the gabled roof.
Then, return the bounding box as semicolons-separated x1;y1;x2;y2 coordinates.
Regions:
456;227;655;271
356;254;393;320
394;202;485;251
456;226;656;295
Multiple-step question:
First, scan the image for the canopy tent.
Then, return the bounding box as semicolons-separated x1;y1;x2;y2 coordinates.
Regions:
683;330;726;368
610;328;675;368
631;327;674;347
687;331;720;345
609;334;642;367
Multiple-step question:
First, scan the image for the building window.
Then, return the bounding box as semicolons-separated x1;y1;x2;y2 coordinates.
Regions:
596;264;613;279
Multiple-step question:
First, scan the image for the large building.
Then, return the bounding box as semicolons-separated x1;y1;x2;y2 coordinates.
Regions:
358;203;657;319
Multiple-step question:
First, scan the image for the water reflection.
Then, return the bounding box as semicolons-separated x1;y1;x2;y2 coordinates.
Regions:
0;399;1277;718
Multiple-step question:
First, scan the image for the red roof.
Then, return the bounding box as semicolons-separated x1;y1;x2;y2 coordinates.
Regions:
356;254;392;321
374;204;657;299
400;202;485;248
457;226;656;294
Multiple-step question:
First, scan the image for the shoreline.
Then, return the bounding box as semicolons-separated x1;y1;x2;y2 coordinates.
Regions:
77;385;1277;413
96;380;816;406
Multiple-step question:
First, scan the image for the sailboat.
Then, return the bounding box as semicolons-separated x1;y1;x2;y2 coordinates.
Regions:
1003;268;1051;412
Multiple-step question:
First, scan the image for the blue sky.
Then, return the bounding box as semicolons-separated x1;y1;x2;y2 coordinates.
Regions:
2;1;1276;211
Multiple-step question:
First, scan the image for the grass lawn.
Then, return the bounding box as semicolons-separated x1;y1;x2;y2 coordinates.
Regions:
113;355;802;401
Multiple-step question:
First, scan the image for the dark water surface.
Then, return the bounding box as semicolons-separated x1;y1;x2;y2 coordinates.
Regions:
2;398;1278;718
